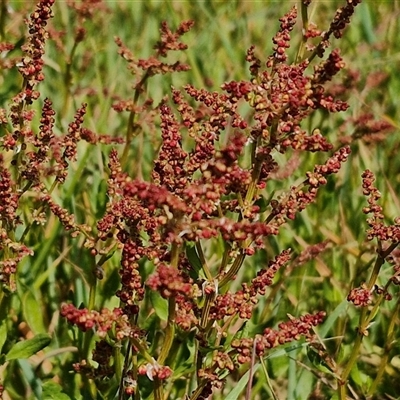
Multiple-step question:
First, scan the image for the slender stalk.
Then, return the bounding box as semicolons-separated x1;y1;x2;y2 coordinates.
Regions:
195;241;213;282
117;342;130;400
260;355;279;400
244;157;262;205
338;308;366;399
199;293;214;330
367;296;400;396
296;0;310;63
245;336;258;400
158;296;176;365
338;247;389;399
154;243;180;399
154;378;164;400
130;337;154;364
365;252;385;291
218;241;232;275
196;292;215;386
82;270;97;360
133;352;141;400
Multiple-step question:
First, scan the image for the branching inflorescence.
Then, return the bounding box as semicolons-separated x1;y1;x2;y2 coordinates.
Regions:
60;3;363;399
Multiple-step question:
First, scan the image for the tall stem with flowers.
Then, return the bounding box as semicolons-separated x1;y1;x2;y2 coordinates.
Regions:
3;1;399;399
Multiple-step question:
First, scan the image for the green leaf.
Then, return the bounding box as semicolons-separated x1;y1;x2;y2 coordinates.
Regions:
172;338;197;378
225;364;260;400
22;290;46;334
185;242;202;280
254;194;272;213
94;179;108;219
231;321;248;342
6;334;51;361
149;290;168;321
0;320;7;353
42;381;72;400
359;2;376;44
350;362;371;388
318;298;349;338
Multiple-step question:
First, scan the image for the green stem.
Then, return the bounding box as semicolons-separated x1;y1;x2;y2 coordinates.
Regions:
196;292;215;384
338;307;365;398
218;249;246;289
158;296;176;365
199;293;214;330
296;1;309;63
117;343;132;400
130;337;154;364
87;274;97;311
133;353;141;400
0;292;11;323
218;241;232;275
188;381;208;400
120;71;150;170
0;0;7;39
365;252;385;291
260;354;279;400
338;246;389;399
244;158;262;205
157;243;179;363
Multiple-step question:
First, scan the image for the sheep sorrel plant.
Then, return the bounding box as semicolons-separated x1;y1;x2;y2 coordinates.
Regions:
1;0;400;399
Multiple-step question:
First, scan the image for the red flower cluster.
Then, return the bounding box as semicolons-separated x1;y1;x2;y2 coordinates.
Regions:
314;0;362;57
0;155;19;228
114;20;193;94
17;0;55;96
270;6;297;63
388;249;400;285
4;0;55;170
152;104;188;193
56;103;87;183
232;311;326;363
293;240;331;267
209;250;292;320
351;113;394;143
138;361;172;381
40;194;79;236
61;304;144;340
347;284;372;307
0;235;33;291
362;170;400;242
147;263;193;298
